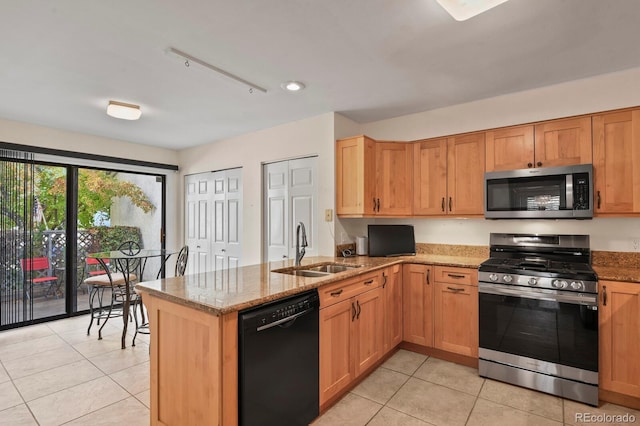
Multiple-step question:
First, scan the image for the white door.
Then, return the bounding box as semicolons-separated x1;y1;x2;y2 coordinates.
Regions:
224;168;242;270
184;173;212;275
263;157;317;262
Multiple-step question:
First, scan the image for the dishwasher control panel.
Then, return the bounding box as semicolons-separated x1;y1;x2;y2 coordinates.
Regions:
259;298;313;327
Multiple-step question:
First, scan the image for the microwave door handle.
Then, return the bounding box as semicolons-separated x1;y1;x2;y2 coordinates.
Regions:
566;174;574;209
479;283;597;306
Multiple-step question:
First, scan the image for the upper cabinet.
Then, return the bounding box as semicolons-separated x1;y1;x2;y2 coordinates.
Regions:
413;138;447;215
593;109;640;214
486;118;592;172
336;136;412;217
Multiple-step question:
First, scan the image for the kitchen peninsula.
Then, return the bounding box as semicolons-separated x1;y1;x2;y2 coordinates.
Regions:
135;252;485;426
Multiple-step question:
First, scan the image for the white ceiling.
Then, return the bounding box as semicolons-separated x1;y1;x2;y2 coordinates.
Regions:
2;0;640;150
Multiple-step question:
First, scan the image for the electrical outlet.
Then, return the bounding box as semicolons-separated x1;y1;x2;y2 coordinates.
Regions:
633;238;640;251
324;209;333;222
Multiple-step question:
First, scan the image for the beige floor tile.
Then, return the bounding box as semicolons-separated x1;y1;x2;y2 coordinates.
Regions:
13;360;103;402
478;379;563;421
0;404;38;426
64;396;149;426
0;324;53;347
2;345;83;380
46;315;93;334
27;376;129;426
387;377;475;426
312;393;382;426
564;399;640;426
0;334;68;362
367;406;432;426
382;349;428;376
413;357;485;396
57;321;121;346
0;363;9;384
0;381;24;411
134;389;150;409
467;398;562;426
110;361;150;395
89;342;150;374
351;367;410;405
72;331;129;358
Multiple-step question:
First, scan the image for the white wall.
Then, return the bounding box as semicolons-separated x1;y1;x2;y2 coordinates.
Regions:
338;67;640;252
178;112;337;265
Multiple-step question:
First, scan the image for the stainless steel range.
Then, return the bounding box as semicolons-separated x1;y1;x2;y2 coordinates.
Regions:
478;233;599;406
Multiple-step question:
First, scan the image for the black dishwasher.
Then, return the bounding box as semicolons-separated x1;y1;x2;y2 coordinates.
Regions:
238;289;320;426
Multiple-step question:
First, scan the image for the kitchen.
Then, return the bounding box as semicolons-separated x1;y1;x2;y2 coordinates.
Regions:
2;1;640;425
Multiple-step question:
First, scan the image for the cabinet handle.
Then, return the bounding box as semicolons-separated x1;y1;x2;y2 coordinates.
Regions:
597;191;601;209
351;302;357;321
441;197;445;212
373;198;377;212
382;273;387;289
426;269;430;285
602;285;607;306
447;286;465;292
330;289;343;297
364;279;374;286
527;162;533;168
376;198;380;212
447;273;466;279
449;197;452;212
356;300;361;319
537;161;542;167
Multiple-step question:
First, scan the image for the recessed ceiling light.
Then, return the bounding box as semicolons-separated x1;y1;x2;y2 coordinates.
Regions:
435;0;510;21
281;81;305;92
106;100;142;120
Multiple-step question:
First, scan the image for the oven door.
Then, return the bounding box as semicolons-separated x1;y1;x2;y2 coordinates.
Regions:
479;282;598;375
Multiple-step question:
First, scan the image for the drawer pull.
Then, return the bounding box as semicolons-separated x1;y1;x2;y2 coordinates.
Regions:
351;302;357;321
364;279;374;285
330;289;343;297
602;285;607;306
426;269;430;285
356;300;362;319
447;286;465;292
447;273;466;279
382;273;387;288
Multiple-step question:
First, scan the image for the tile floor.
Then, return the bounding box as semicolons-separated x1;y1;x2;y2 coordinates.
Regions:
1;316;638;425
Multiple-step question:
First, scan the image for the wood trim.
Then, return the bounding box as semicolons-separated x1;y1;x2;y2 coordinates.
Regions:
221;312;238;426
599;389;640;410
399;342;479;369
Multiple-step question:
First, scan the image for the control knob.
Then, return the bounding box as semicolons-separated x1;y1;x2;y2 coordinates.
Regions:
489;273;498;282
570;281;583;290
502;275;513;283
552;279;568;289
527;278;538;286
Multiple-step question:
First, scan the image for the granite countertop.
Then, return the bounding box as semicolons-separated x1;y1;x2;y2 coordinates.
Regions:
135;254;486;316
593;266;640;283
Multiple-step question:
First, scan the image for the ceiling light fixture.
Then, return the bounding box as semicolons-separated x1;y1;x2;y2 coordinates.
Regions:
435;0;510;21
166;47;267;94
281;81;305;92
106;100;142;120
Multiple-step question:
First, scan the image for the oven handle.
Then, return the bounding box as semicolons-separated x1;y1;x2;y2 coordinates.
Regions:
479;282;597;306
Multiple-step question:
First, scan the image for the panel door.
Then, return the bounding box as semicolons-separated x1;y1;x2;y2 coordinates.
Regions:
335;136;376;216
485;125;534;172
319;299;354;405
212;171;227;273
383;265;403;353
413;138;447;215
534;117;592;168
353;287;384;377
593;109;640;214
375;142;413;215
184;173;212;275
288;157;318;259
447;133;485;215
402;264;433;347
264;161;289;262
434;282;478;357
224;168;243;270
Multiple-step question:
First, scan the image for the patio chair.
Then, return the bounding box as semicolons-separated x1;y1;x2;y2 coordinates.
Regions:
20;257;60;299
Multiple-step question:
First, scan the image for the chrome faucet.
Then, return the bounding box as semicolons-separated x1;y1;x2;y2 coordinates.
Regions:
295;222;308;266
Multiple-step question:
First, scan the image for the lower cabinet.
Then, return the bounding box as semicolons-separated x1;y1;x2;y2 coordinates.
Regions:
382;265;403;352
402;263;434;346
319;273;383;405
599;280;640;398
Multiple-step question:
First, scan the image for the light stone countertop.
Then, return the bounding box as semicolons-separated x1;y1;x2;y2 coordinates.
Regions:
135;254;487;316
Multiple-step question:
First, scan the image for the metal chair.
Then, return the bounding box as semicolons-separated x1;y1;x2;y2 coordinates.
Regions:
20;257;60;299
85;241;140;340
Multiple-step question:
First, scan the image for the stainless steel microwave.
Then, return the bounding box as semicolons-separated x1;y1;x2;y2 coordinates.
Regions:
484;164;593;219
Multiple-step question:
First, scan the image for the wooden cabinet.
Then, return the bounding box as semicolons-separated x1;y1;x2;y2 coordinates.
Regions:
486;118;592;172
382;265;403;353
413;133;485;216
599;280;640;399
402;263;434;346
433;266;478;358
319;272;383;405
593;109;640;214
336;136;412;217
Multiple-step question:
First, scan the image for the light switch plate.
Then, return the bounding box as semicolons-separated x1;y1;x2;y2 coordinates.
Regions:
324;209;333;222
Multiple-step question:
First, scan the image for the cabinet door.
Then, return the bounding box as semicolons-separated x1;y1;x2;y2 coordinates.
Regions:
353;287;384;377
402;264;433;346
319;299;355;404
599;280;640;398
375;142;413;216
485;125;534;172
447;133;485;215
434;282;478;357
336;136;376;216
593;109;640;214
534;117;592;168
382;265;403;353
413;138;448;215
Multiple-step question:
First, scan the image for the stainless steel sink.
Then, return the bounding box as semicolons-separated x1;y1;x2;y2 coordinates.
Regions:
272;262;363;277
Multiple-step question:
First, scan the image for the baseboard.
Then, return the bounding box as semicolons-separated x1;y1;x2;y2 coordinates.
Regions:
599;389;640;410
399;342;478;369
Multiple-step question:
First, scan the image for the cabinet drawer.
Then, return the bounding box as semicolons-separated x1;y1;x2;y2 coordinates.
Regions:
434;266;477;286
320;271;381;308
